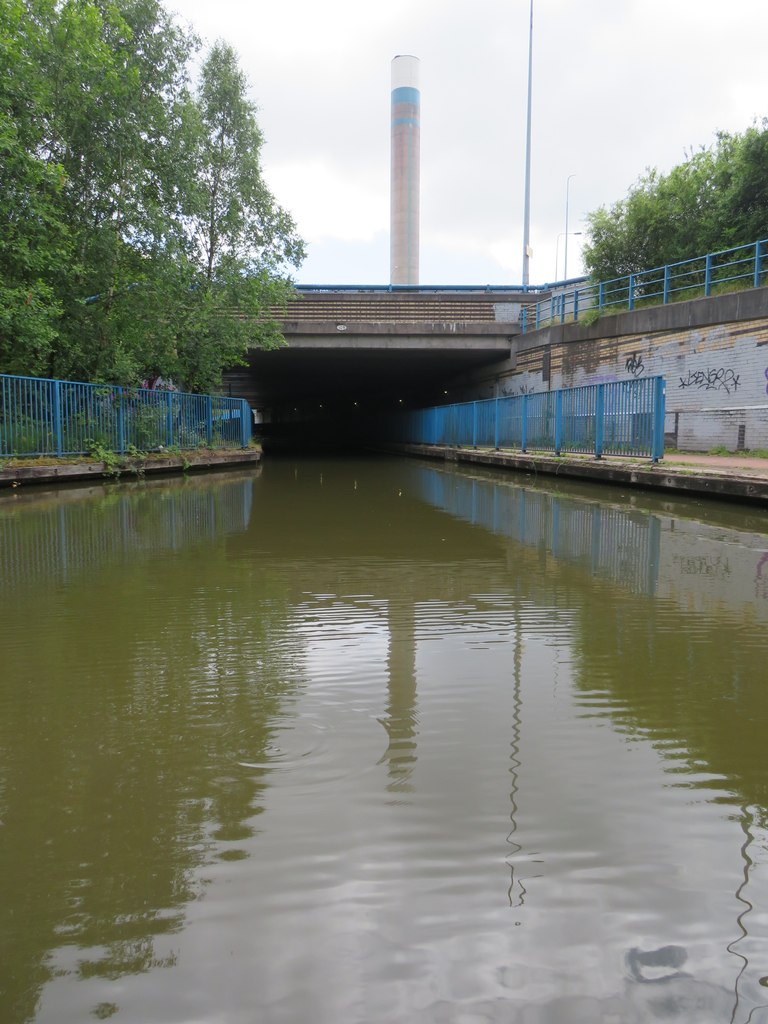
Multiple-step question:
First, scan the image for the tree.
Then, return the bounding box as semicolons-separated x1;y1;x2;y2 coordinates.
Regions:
712;121;768;247
0;0;69;375
0;3;304;393
583;123;768;283
170;41;305;392
41;0;199;384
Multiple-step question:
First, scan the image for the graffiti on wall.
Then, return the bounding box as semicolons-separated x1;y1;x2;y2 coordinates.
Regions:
673;554;731;579
678;368;740;394
625;353;645;378
501;383;535;397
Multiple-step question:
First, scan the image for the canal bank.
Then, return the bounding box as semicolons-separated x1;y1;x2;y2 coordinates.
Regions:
3;443;768;507
387;443;768;506
0;447;261;489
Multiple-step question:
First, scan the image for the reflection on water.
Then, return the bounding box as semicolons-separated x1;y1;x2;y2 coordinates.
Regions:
416;466;662;597
0;473;253;591
1;458;768;1024
380;600;419;793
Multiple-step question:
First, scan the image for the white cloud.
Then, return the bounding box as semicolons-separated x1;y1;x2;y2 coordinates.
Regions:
267;158;388;244
166;0;768;285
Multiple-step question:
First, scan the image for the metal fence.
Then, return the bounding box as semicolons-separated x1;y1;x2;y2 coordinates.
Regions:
386;376;666;461
520;238;768;332
0;373;252;457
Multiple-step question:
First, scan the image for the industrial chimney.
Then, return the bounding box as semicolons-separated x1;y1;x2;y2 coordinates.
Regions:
390;55;420;285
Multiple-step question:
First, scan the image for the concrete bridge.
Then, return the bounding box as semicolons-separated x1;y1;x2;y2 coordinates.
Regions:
224;284;768;453
224;285;538;423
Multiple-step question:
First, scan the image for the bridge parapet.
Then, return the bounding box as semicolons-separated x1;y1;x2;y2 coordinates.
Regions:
278;287;540;326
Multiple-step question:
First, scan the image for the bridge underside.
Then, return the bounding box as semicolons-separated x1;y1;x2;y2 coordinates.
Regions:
227;324;515;423
223;286;529;450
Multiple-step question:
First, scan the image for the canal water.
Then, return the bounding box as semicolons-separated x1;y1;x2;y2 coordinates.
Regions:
2;457;768;1024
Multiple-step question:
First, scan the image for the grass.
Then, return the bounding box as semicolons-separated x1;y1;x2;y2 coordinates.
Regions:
525;278;766;333
704;446;768;459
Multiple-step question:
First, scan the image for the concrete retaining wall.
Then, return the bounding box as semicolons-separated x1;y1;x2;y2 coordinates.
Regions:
456;288;768;452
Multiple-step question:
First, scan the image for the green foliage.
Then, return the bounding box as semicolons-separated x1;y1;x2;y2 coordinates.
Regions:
0;413;55;456
0;0;69;374
0;1;304;392
583;121;768;282
86;438;146;478
579;308;603;327
86;438;126;477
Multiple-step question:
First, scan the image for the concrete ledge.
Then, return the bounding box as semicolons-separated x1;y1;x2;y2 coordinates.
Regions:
387;444;768;507
520;285;768;351
283;321;518;338
0;449;261;489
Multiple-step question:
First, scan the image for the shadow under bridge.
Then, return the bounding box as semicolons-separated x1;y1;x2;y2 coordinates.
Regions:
223;286;529;448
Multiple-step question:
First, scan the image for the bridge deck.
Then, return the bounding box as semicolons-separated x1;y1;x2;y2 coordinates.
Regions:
279;287;532;325
282;298;509;323
230;287;532;412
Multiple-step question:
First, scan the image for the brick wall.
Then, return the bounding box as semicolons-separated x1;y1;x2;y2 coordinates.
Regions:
487;290;768;451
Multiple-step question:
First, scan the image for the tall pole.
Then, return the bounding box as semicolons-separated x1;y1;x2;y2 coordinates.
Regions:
564;173;575;281
556;230;581;281
521;0;533;286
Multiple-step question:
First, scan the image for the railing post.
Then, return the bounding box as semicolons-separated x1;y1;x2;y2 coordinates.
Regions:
598;281;604;311
663;264;670;304
754;240;763;289
521;307;528;333
652;375;666;462
241;400;250;447
53;380;63;457
166;391;174;447
521;394;528;453
704;253;713;296
628;274;635;311
560;293;566;324
494;396;500;449
595;383;604;459
206;395;213;445
573;289;579;321
117;387;125;454
535;302;541;330
555;389;563;456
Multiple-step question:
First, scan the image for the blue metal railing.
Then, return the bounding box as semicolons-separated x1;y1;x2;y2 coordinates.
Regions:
386;376;666;461
0;374;252;457
295;283;545;294
520;238;768;332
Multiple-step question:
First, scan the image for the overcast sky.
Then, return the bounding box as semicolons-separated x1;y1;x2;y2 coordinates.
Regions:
164;0;768;287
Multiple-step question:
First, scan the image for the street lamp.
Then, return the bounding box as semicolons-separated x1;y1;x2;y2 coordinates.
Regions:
564;173;576;280
555;231;582;282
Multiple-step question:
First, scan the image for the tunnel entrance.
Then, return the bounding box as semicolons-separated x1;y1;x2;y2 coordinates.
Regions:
224;336;514;453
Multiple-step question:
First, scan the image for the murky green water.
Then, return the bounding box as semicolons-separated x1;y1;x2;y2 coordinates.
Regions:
2;457;768;1024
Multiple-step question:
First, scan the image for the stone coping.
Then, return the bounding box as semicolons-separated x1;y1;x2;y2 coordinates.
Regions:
0;449;261;489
